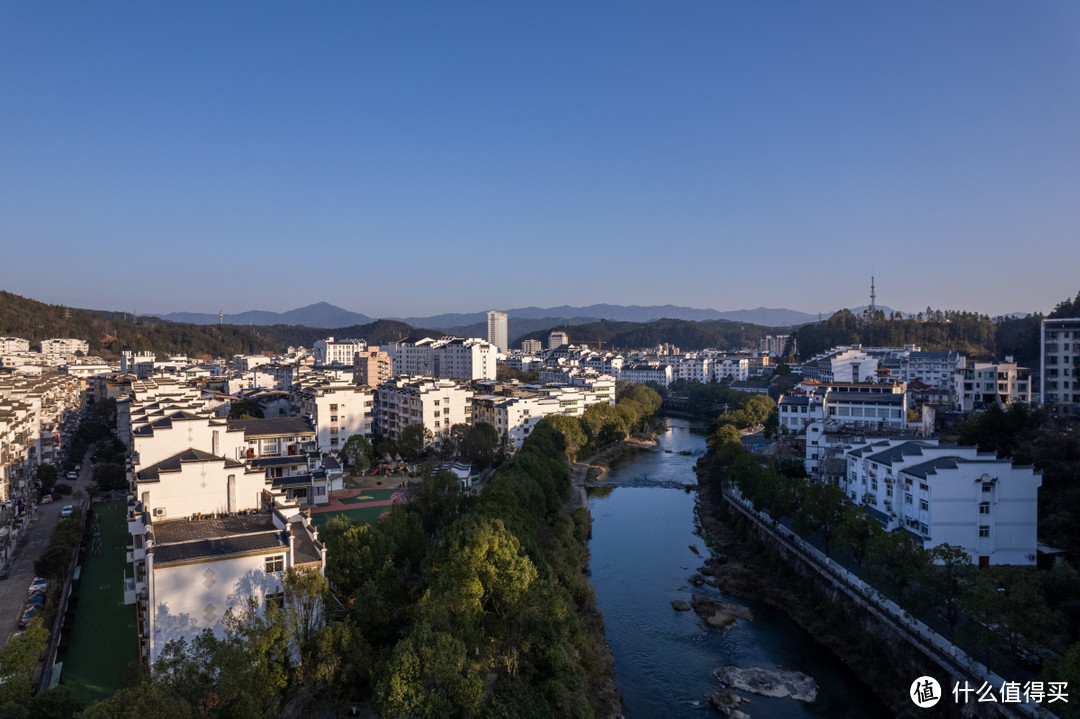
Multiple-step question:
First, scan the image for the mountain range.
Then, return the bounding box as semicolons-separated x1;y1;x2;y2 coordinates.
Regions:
150;302;829;329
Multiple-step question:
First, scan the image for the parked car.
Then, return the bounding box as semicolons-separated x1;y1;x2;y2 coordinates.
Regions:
60;505;74;518
28;577;47;594
40;495;53;504
66;471;77;480
19;606;37;628
26;593;46;608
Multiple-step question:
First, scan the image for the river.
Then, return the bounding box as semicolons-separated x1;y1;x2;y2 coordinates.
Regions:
587;417;891;718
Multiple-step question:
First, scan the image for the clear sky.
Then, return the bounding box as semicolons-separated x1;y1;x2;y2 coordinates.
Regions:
2;1;1079;319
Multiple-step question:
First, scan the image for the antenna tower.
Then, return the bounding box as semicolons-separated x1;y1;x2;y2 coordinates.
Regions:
869;276;877;314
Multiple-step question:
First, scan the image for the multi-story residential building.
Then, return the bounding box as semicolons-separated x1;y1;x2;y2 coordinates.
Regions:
387;337;437;377
298;382;374;451
354;348;392;387
902;350;965;395
759;334;790;356
619;363;675;387
549;331;569;350
432;338;497;381
1041;317;1080;416
40;338;89;361
712;357;750;383
838;438;1041;566
676;356;711;383
487;310;508;354
313;337;366;367
0;338;30;355
232;354;273;372
375;377;473;445
126;449;325;664
956;360;1032;412
799;346;879;383
521;339;543;354
471;394;563;448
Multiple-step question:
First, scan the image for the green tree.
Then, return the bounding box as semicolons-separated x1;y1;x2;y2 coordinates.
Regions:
792;481;847;558
835;504;879;570
539;415;587;461
227;398;264;420
398;424;433;460
927;544;975;640
0;618;50;704
863;531;930;609
962;566;1058;672
36;463;58;496
340;434;374;475
80;683;193;719
460;422;499;468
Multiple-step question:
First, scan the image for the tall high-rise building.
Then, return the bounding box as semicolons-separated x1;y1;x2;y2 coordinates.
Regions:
487;310;508;354
1041;317;1080;416
549;331;569;349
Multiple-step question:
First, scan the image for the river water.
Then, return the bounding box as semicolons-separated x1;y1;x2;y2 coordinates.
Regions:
587;417;891;718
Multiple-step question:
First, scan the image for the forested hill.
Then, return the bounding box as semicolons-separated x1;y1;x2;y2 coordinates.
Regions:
517;317;787;351
0;291;436;359
793;293;1080;364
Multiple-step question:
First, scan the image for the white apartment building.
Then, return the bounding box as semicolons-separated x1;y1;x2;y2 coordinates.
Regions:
433;338;497;381
127;450;325;664
1041;317;1080;416
677;357;711;383
313;337;366;367
298;382;375;451
839;438;1041;566
487;311;508;354
521;339;543;354
232;354;273;372
712;357;750;383
619;363;675;387
549;331;569;349
0;338;30;355
472;394;564;448
375;377;473;444
40;338;89;361
956;361;1032;412
387;337;437;377
799;346;879;383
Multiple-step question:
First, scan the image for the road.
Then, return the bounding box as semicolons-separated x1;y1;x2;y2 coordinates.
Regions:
0;449;94;645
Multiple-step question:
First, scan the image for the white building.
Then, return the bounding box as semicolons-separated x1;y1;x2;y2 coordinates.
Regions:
521;339;543;354
957;361;1032;412
711;357;750;383
799;346;879;383
619;363;675;387
839;438;1041;566
40;338;89;361
433;338;497;381
299;382;375;451
0;338;30;355
375;377;473;445
1041;317;1080;416
313;337;366;367
549;331;569;349
487;311;508;354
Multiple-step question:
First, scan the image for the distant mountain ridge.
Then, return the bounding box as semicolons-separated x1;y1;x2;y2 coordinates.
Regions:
151;302;822;328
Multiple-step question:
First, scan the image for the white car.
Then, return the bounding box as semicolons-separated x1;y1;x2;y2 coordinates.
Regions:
28;577;47;594
60;505;74;518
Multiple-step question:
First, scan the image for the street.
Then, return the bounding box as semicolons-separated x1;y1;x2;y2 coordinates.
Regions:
0;449;94;645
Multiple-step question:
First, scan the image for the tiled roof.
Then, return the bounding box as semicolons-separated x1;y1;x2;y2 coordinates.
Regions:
136;448;245;481
227;417;314;439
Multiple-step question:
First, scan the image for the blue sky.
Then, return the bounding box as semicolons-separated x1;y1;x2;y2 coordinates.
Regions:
2;2;1078;318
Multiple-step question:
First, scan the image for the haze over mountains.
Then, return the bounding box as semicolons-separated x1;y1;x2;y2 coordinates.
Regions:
151;303;829;330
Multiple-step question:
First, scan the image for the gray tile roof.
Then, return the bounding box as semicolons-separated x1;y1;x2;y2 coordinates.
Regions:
227;417;315;439
136;448;246;482
152;513;287;564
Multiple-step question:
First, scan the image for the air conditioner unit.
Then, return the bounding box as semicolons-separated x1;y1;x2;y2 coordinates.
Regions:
153;507;166;518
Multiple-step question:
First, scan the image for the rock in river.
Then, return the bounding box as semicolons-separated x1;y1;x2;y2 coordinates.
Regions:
713;666;818;703
671;599;691;611
691;594;754;628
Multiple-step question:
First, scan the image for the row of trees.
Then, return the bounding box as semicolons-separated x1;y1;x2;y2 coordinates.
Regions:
542;382;661;461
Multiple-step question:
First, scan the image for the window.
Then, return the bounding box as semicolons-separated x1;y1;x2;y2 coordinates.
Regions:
265;555;284;574
979;502;990;515
919;499;928;511
266;591;284;609
978;526;990;538
905;493;913;505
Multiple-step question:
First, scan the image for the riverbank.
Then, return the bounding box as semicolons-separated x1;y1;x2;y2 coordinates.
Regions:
694;459;920;717
568;437;657;511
